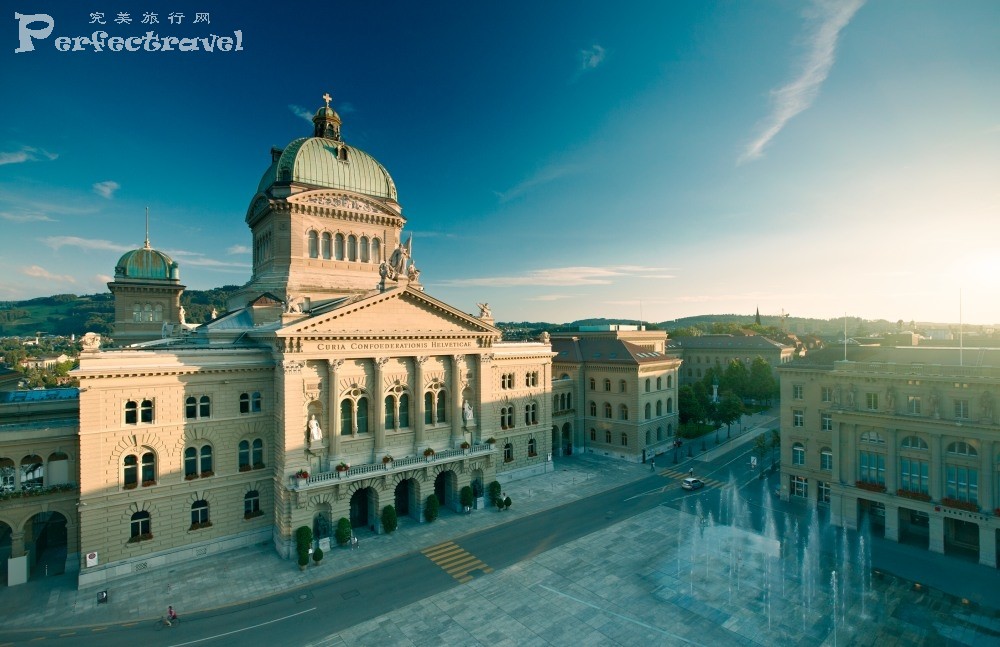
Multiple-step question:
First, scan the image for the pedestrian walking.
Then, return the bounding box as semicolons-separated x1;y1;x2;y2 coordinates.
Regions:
650;458;655;471
351;535;359;550
688;468;694;477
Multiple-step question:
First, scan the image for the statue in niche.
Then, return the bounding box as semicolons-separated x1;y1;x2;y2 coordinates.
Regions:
308;414;323;441
463;400;475;426
885;386;895;411
846;384;856;408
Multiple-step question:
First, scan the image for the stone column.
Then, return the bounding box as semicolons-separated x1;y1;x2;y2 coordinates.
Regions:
840;493;859;530
886;427;898;493
414;356;427;447
832;419;843;485
328;359;343;460
929;435;943;501
450;354;464;446
928;514;945;553
979;524;997;568
883;502;900;542
374;358;388;455
830;491;845;528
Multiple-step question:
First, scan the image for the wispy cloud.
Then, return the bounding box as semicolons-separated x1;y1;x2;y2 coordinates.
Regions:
440;265;673;288
0;211;54;223
42;236;131;252
495;162;585;202
739;0;865;164
526;294;575;302
289;104;314;124
163;249;250;272
580;44;606;71
0;146;58;165
22;265;75;283
227;244;250;254
92;180;120;199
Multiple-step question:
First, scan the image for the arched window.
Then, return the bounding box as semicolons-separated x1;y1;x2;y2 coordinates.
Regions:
644;403;651;420
645;378;651;393
153;304;163;322
184;446;197;477
947;441;977;457
143;303;153;322
200;445;213;475
132;304;142;322
130;511;151;542
123;455;138;488
567;393;572;409
199;395;211;418
356;397;369;434
321;232;332;259
605;430;612;444
621;432;628;446
141;452;155;486
252;392;262;412
238;440;251;470
347;235;358;261
589;401;597;416
140;399;154;423
252;438;263;467
399;393;410;428
360;235;370;262
792;442;805;465
657;427;663;441
656;400;662;416
645;429;651;444
589;378;596;391
504;443;514;462
525;402;537;425
239;393;250;414
604;379;611;392
244;490;261;518
901;435;928;450
820;448;833;471
435;391;447;424
620;404;629;421
620;380;627;393
590;429;596;441
307;230;319;258
666;398;673;414
0;457;15;490
604;403;612;418
501;405;514;429
385;395;395;428
860;431;885;444
334;233;345;260
125;400;138;425
657;377;662;390
190;499;210;529
553;395;559;410
528;438;537;456
340;399;352;435
425;392;434;424
371;238;381;264
19;455;43;488
185;396;197;419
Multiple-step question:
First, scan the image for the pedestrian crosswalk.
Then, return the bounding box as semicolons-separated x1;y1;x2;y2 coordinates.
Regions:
657;468;725;490
421;541;493;584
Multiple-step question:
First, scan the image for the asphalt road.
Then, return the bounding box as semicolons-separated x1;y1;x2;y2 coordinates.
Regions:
1;440;768;646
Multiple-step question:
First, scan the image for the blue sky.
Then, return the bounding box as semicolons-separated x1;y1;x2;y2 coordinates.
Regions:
2;1;999;325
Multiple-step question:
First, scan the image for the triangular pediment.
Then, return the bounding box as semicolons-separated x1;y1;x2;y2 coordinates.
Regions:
277;286;499;339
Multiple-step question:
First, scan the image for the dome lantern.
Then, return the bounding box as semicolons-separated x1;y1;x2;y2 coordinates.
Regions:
312;92;342;141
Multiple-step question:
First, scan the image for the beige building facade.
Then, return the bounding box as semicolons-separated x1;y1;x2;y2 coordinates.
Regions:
2;97;554;588
671;334;794;385
779;346;1000;568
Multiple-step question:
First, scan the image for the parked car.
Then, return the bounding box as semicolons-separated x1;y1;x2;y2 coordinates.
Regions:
681;477;704;491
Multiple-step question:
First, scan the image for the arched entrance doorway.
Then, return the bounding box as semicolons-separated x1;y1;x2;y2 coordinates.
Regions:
26;511;67;577
350;487;378;530
551;425;559;456
395;478;416;518
434;470;457;512
0;521;11;583
562;422;572;455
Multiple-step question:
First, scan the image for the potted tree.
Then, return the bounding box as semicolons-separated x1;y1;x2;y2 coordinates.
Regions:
312;546;324;567
460;485;474;513
382;454;393;468
424;494;439;522
295;525;313;571
381;505;398;533
423;447;435;461
460;441;471;454
487;480;502;508
294;469;309;488
335;517;352;547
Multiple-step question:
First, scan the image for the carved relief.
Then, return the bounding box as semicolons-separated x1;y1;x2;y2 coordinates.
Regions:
296;193;381;214
281;361;304;374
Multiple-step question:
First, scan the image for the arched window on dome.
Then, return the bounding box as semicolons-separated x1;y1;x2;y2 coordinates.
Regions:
321;232;332;259
360;236;370;263
307;230;319;259
347;235;358;262
371;238;381;264
334;233;345;260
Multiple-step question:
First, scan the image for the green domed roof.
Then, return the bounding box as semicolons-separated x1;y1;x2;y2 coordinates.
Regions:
114;245;179;281
257;137;398;201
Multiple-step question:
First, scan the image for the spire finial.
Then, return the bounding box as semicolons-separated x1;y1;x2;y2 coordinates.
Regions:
144;207;150;249
322;92;332;109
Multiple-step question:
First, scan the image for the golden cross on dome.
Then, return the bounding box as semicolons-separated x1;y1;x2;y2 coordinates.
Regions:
322;92;332;109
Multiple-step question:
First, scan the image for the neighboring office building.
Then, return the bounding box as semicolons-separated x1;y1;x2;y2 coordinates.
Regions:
550;326;682;462
779;345;1000;568
670;334;794;385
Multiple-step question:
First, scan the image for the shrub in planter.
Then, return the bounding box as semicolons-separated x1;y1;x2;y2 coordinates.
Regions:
460;485;474;509
312;547;324;565
460;441;471;450
381;505;398;533
298;547;310;570
504;496;512;511
295;525;313;554
495;496;505;511
335;517;353;546
423;447;435;458
424;494;439;522
487;480;502;503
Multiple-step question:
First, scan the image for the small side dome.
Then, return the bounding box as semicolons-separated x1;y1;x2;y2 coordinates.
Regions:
114;246;179;281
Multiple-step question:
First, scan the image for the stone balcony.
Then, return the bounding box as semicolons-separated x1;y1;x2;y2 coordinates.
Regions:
294;443;496;490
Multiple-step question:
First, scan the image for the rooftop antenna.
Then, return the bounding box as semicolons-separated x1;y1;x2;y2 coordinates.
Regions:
144;207;150;249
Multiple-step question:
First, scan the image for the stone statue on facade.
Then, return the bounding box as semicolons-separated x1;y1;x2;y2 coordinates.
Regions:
981;390;994;422
476;303;492;319
463;400;475;426
885;386;895;412
308;414;323;441
179;305;186;325
80;332;102;352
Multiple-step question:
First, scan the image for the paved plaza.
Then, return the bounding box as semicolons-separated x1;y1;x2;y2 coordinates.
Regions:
3;445;1000;645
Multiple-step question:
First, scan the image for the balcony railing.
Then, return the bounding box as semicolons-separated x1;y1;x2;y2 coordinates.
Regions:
300;443;495;488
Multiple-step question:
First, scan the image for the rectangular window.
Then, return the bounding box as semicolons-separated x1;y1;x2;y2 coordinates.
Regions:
866;392;878;410
858;451;886;485
792;445;805;465
791;475;808;498
818;480;831;504
793;410;803;427
907;396;921;415
899;457;929;494
793;385;804;400
821;387;833;403
946;465;978;503
820;451;833;471
821;413;832;431
954;399;970;419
